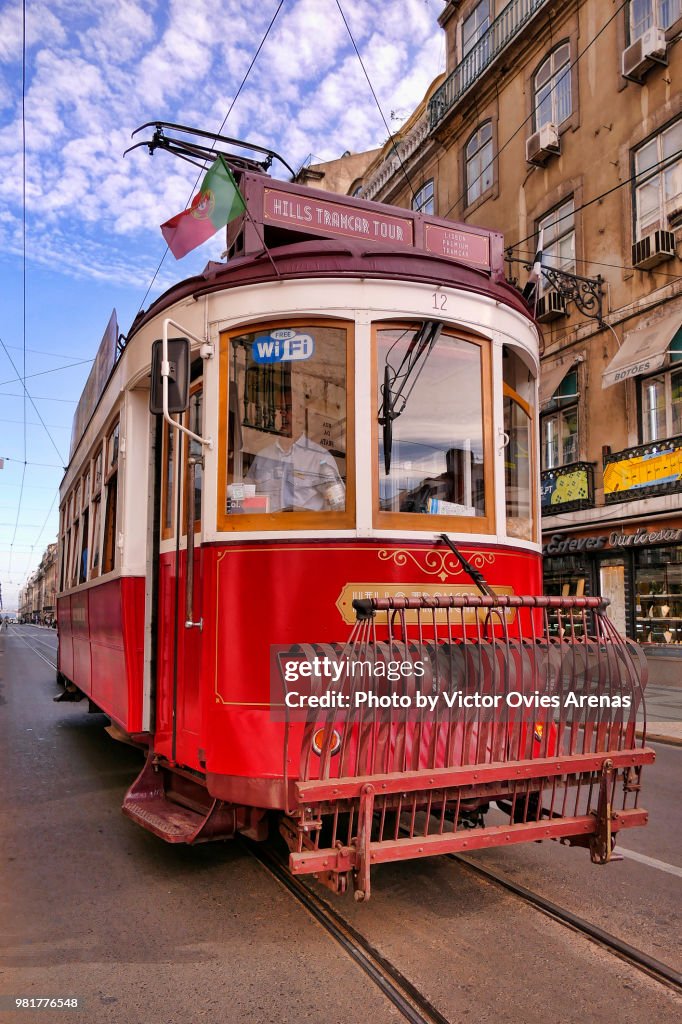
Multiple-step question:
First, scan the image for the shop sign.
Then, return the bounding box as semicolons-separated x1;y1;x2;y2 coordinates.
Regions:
541;466;590;509
544;526;682;556
603;439;682;496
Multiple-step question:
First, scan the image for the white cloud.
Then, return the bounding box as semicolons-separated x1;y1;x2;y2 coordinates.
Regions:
0;0;444;280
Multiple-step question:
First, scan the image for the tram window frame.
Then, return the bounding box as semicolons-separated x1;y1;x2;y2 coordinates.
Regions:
217;318;356;533
161;418;176;541
59;503;68;592
502;382;537;542
182;381;204;536
70;482;81;587
372;322;495;535
102;417;120;575
90;444;104;578
78;469;90;584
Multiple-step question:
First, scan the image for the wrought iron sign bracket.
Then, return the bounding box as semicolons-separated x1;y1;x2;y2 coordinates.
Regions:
506;250;605;325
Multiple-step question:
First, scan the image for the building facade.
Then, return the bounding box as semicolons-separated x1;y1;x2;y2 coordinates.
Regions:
18;542;58;625
325;0;682;677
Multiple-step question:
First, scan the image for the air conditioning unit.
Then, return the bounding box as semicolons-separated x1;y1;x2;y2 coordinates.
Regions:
632;230;676;269
536;291;568;322
525;123;561;166
622;27;667;82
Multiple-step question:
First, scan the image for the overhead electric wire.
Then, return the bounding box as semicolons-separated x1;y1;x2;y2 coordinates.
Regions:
9;0;28;583
2;342;95;361
334;0;416;204
510;247;682;281
508;147;682;250
0;337;66;465
0;358;94;388
443;1;628;219
136;0;287;314
0;391;77;403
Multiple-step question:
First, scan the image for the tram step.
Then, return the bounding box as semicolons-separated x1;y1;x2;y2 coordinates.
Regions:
122;756;236;844
122;796;208;842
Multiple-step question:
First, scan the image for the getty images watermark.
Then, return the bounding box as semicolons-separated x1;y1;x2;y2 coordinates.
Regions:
268;645;635;723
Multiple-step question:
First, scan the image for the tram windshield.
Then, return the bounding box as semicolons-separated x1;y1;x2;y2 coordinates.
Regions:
377;327;487;519
224;323;349;520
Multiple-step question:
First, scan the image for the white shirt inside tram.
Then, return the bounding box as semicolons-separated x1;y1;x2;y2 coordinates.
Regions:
246;435;345;512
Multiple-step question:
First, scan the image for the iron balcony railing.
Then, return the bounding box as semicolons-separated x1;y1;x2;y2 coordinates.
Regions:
541;461;595;515
603;436;682;504
429;0;548;130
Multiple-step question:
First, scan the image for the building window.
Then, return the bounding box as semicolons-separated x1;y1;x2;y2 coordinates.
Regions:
412;180;434;214
465;122;494;206
462;0;491;57
541;370;579;469
629;0;681;41
537;198;575;291
641;334;682;441
533;43;572;130
633;119;682;237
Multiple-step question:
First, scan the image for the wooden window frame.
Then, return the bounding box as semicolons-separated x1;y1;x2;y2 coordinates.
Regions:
217;318;356;533
502;381;538;544
102;418;120;575
182;380;204;536
372;322;495;535
161;417;176;541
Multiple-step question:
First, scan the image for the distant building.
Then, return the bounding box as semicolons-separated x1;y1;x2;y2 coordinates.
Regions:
294;147;383;196
312;0;682;678
18;542;58;625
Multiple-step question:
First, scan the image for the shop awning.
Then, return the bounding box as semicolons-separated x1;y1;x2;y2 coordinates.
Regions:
602;309;682;389
539;357;580;408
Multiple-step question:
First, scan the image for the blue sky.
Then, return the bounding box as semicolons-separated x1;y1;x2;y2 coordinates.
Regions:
0;0;445;610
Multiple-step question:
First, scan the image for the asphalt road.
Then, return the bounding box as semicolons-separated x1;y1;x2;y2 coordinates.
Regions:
1;625;680;1024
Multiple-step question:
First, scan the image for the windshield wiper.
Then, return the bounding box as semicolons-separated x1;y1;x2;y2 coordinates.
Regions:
439;533;497;598
379;320;443;474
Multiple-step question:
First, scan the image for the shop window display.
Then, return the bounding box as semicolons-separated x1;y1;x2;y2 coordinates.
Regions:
635;547;682;644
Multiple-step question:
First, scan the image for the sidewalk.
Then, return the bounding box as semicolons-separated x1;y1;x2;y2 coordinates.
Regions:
637;662;682;746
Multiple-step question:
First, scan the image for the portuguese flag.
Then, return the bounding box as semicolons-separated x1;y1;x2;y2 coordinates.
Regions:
160;156;246;259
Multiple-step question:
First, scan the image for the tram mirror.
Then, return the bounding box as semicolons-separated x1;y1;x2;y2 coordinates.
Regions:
150;337;190;415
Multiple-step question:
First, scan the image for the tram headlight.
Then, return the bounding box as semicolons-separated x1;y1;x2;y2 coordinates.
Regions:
312;727;342;756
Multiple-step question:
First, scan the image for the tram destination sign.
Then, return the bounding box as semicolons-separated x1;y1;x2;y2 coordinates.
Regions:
240;174;496;272
264;187;414;248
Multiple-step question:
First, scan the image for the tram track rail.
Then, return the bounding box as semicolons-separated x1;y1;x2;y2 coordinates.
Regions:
251;826;681;1012
245;839;452;1024
451;853;682;993
8;627;57;670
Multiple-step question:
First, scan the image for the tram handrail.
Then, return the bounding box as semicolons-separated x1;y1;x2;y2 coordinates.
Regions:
161;317;213;450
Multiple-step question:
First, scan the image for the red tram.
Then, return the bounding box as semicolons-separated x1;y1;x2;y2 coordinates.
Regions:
56;139;653;899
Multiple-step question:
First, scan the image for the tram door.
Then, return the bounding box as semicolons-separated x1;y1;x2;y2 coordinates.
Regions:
157;381;204;769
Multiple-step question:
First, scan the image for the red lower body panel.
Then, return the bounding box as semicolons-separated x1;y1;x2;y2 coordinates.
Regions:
57;576;145;732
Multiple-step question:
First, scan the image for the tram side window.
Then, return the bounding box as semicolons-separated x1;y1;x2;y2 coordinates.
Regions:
59;503;68;591
90;447;103;577
502;348;536;542
377;326;487;520
162;420;175;538
224;324;349;520
70;482;81;587
183;387;203;532
79;470;90;583
102;420;119;574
